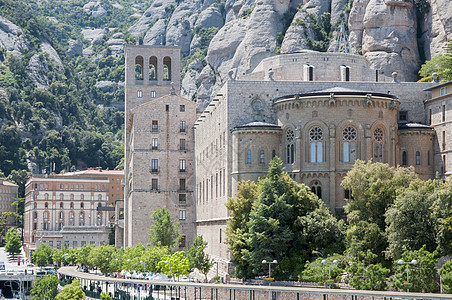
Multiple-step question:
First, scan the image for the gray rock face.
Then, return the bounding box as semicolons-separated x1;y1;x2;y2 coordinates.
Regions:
195;6;224;29
82;28;108;44
28;54;49;89
421;0;452;59
0;16;30;56
96;80;118;93
67;40;83;57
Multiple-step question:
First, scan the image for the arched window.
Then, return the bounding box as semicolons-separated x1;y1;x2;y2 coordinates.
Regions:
33;202;37;209
81;194;84;201
163;56;172;80
135;56;143;80
149;56;157;80
44;193;49;200
98;194;102;200
60;193;63;200
59;211;64;219
286;129;295;164
44;202;48;209
98;202;102;208
373;128;384;162
70;194;74;200
246;150;251;164
33;212;37;219
343;126;357;163
60;202;63;209
310;181;322;199
70;202;74;209
416;151;421;165
80;202;84;209
402;151;407;165
69;212;74;226
79;212;85;226
260;150;265;164
309;127;323;163
44;211;49;219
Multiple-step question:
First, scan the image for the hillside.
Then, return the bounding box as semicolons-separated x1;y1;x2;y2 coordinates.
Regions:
0;0;450;176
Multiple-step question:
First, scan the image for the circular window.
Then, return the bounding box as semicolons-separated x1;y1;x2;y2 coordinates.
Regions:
374;128;384;142
309;127;323;141
286;129;295;143
343;127;357;141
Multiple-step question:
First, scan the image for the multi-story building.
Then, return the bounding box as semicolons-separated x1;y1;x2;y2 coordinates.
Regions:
124;45;196;248
425;80;452;180
23;170;122;256
0;179;18;227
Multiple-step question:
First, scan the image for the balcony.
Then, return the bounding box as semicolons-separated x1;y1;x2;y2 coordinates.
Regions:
150;168;159;173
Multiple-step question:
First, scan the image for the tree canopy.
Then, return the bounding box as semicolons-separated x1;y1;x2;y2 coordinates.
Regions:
5;228;21;256
148;207;180;249
30;275;59;300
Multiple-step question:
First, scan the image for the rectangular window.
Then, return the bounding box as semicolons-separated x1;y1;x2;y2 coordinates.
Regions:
151;91;156;98
247;150;251;164
429;109;432;125
180;139;186;150
399;111;408;122
179;178;186;191
81;184;84;191
345;66;350;81
180;121;186;132
179;160;186;172
152;120;158;132
33;223;37;230
440;87;447;96
180;105;185;112
416;151;421;165
344;189;352;200
39;184;43;190
151;179;158;190
260;150;265;164
166;105;169;112
137;90;142;98
179;193;186;203
152;138;158;150
73;241;78;248
49;241;53;247
179;210;186;220
443;155;447;174
428;151;431;166
151;159;158;172
443;131;446;150
57;241;61;249
180;235;186;247
64;241;69;248
45;184;48;190
443;104;446;122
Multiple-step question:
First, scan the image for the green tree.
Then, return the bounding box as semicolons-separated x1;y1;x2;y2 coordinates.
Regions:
140;245;170;273
393;245;439;293
386;180;437;259
6;169;31;198
342;160;416;263
30;274;58;300
439;260;452;294
431;182;452;255
346;251;391;290
101;292;113;300
88;244;117;274
187;235;214;281
225;180;259;278
76;244;95;266
301;255;346;286
56;278;85;300
158;251;190;279
32;243;54;267
419;41;452;81
5;228;21;257
148;207;180;249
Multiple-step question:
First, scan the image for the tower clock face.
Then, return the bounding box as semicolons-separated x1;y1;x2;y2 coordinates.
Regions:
252;100;262;111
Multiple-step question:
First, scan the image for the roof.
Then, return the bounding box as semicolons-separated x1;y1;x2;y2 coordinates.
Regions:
423;80;452;91
131;94;194;112
0;180;18;187
61;169;124;176
234;121;281;130
275;87;396;101
398;123;433;130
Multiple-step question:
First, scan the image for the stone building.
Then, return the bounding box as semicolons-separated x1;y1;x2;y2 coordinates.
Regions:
425;80;452;180
23;171;121;257
124;45;196;248
124;45;443;277
0;179;18;227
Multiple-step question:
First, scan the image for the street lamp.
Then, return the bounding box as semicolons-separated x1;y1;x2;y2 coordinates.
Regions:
140;260;146;274
116;258;121;271
261;259;277;279
397;259;417;292
321;259;338;287
127;259;132;273
164;261;172;281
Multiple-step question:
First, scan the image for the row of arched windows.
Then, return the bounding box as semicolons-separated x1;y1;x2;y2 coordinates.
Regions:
36;201;103;210
34;211;103;228
246;149;277;165
285;126;386;164
135;56;172;81
42;194;103;201
401;150;430;166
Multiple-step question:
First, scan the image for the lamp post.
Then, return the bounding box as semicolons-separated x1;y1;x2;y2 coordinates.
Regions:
127;259;132;273
261;259;278;279
164;261;172;281
321;259;338;288
140;260;146;274
397;259;417;292
116;258;121;272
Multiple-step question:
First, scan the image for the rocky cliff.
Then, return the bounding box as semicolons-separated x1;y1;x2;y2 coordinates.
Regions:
127;0;451;107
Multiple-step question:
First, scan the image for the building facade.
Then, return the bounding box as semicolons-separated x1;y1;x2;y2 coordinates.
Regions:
23;171;121;256
425;81;452;180
0;179;18;227
124;45;196;248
